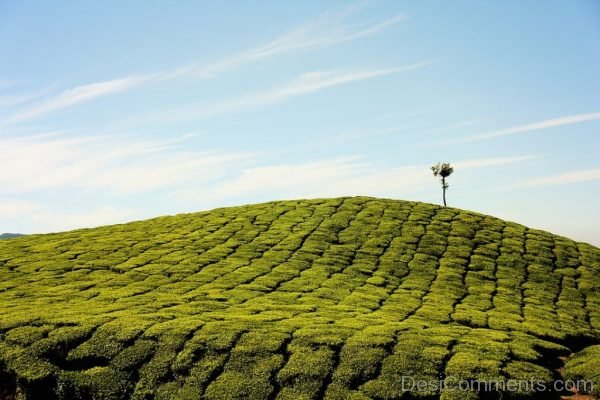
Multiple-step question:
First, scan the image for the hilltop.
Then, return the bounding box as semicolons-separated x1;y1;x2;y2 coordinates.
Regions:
0;197;598;400
0;233;23;240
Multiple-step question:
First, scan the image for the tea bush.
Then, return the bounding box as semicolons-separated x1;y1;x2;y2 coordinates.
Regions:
0;197;598;399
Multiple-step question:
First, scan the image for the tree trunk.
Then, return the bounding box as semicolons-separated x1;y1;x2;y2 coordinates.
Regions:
442;177;447;206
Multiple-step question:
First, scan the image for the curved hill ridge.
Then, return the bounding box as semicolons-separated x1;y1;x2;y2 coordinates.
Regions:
0;197;598;400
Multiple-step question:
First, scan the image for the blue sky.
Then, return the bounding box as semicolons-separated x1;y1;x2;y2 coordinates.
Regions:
1;1;599;245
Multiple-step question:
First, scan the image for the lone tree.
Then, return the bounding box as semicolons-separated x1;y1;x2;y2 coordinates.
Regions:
431;162;454;206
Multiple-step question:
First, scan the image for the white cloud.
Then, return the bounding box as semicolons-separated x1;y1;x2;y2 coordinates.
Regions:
207;63;432;113
177;155;535;203
128;63;435;126
0;199;131;233
162;12;406;80
0;133;254;194
30;206;131;233
5;75;153;124
0;199;43;218
420;119;483;135
84;151;254;193
0;87;54;110
276;63;432;96
449;112;600;144
323;118;482;147
200;157;370;200
515;168;600;188
0;145;535;232
5;8;406;125
453;155;538;169
0;80;21;91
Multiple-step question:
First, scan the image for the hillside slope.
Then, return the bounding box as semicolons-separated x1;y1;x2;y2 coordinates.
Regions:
0;197;599;400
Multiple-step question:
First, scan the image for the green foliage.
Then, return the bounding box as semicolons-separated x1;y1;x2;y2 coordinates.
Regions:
56;367;130;400
563;345;600;395
0;197;598;399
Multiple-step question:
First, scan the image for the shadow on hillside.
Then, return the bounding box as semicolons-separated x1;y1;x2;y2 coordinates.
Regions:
0;334;598;400
0;369;16;400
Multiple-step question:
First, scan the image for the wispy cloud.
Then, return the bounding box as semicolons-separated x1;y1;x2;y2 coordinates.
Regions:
421;119;482;135
0;198;131;233
4;75;153;124
453;155;538;169
0;199;42;218
515;168;600;188
323;118;481;147
176;154;535;204
0;132;254;194
5;8;406;125
0;80;21;91
446;112;600;144
29;206;131;233
162;11;407;80
0;86;55;111
1;134;535;232
122;62;435;126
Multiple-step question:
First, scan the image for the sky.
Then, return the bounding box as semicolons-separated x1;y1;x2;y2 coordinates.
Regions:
0;1;599;246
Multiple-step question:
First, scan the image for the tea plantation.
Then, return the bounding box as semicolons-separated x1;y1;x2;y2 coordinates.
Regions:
0;197;598;400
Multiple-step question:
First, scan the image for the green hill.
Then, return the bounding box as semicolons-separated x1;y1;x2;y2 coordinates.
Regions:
0;197;598;400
